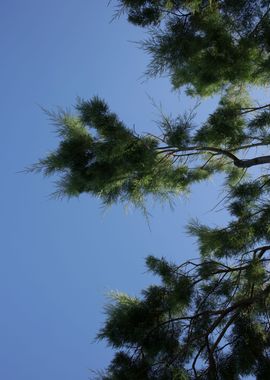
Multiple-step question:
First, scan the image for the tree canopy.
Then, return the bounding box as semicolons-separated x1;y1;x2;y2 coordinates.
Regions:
33;1;270;379
117;0;270;96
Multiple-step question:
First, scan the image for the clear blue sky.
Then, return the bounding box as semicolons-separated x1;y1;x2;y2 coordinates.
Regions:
1;1;230;379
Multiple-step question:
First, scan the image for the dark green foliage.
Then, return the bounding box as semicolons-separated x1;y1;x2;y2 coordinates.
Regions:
118;0;270;95
35;79;270;380
188;177;270;259
193;88;249;148
34;85;270;208
32;97;194;208
163;114;192;148
34;1;270;378
96;258;194;379
97;243;270;379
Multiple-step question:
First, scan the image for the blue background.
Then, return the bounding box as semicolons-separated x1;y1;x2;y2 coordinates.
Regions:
1;1;231;379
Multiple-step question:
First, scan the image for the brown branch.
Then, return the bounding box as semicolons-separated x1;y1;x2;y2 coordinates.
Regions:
241;103;270;115
191;298;252;374
210;312;240;355
206;336;217;380
157;145;270;168
160;7;191;18
234;155;270;168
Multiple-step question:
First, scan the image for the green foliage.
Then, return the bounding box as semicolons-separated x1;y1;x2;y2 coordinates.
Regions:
193;87;250;147
34;1;270;378
97;245;270;378
72;92;270;377
163;114;192;148
188;178;270;259
97;270;192;379
32;97;194;208
119;0;270;95
35;82;270;210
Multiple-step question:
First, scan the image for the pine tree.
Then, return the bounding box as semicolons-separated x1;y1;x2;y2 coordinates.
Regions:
117;0;270;96
33;1;270;378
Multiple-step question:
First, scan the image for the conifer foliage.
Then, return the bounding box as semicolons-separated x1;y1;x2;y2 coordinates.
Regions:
118;0;270;96
34;1;270;379
32;97;186;207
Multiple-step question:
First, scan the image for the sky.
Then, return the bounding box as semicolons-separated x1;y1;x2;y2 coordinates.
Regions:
0;1;235;379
